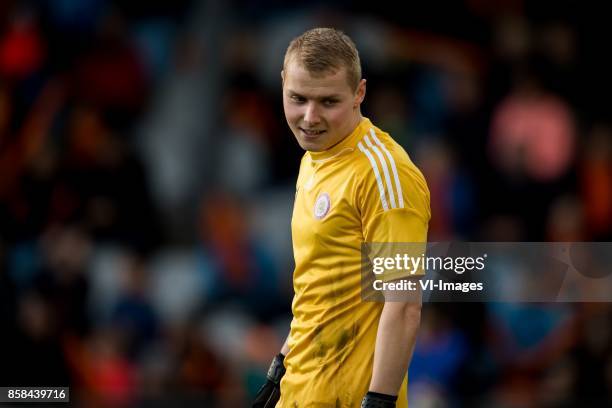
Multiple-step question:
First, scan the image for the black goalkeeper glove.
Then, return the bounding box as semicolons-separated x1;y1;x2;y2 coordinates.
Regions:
361;391;397;408
252;353;286;408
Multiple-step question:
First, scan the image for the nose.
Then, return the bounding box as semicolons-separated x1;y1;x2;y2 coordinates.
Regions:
303;102;320;125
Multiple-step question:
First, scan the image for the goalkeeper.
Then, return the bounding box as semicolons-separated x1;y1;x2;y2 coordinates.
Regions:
253;27;430;408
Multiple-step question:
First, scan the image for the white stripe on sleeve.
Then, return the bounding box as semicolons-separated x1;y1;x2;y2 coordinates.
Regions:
370;129;404;208
357;141;389;211
364;133;396;209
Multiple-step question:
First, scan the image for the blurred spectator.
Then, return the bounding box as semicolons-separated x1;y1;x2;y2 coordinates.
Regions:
38;224;92;336
215;76;275;194
110;252;159;359
11;289;72;386
0;6;45;80
489;71;575;183
486;68;577;239
546;195;585;242
417;139;476;240
58;105;161;253
579;124;612;240
197;193;281;320
571;306;612;405
72;7;148;128
174;324;226;395
409;306;469;405
0;80;65;241
484;302;577;406
64;327;139;407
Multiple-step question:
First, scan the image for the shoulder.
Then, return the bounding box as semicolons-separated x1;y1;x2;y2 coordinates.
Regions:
352;125;412;174
353;125;430;220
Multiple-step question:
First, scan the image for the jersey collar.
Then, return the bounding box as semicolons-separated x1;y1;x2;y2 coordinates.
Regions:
308;117;372;163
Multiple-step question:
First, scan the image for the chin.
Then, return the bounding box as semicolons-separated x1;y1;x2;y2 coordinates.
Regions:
293;132;324;152
298;139;324;152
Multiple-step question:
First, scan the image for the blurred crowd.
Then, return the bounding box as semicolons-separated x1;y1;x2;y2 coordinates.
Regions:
0;0;611;407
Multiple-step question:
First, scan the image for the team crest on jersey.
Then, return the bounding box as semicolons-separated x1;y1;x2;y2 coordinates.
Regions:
314;192;331;219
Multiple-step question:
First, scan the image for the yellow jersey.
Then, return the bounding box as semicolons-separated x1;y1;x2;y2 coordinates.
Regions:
278;117;430;408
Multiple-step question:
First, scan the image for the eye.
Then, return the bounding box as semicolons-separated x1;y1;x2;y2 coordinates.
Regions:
291;95;306;103
323;99;338;106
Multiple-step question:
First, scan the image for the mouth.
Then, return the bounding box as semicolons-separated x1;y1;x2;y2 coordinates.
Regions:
299;127;326;137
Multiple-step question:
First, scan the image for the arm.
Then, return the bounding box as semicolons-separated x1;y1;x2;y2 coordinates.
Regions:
369;291;421;394
357;144;430;405
362;279;422;407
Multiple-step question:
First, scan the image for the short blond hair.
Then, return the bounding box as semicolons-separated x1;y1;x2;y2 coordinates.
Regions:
283;27;362;91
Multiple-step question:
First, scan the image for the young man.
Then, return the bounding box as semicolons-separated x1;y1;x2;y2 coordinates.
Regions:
253;28;430;408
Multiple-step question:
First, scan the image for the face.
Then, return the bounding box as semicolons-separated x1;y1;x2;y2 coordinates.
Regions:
282;59;366;152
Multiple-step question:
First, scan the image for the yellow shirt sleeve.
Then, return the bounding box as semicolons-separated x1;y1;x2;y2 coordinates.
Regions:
357;149;431;280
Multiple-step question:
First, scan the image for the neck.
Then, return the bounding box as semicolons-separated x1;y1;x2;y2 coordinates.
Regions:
350;111;363;134
323;112;363;152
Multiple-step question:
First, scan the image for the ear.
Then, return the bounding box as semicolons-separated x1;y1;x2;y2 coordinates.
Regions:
354;79;366;108
281;70;285;87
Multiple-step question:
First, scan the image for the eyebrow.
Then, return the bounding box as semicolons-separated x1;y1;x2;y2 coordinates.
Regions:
287;90;341;100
